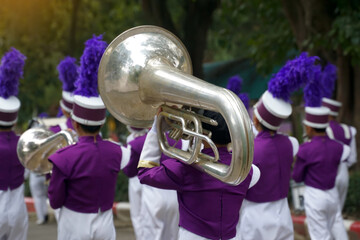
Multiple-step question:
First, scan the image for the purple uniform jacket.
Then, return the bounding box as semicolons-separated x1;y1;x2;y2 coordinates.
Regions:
125;133;181;177
245;131;293;202
124;134;147;177
293;136;343;190
0;131;24;190
48;135;132;213
49;117;74;133
138;147;253;239
329;120;352;145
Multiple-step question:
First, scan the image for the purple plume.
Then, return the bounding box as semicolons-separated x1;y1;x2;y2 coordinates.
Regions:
238;93;250;110
74;34;108;97
56;107;64;117
226;75;243;95
319;63;337;98
268;52;319;102
0;48;26;99
303;65;323;107
57;56;78;92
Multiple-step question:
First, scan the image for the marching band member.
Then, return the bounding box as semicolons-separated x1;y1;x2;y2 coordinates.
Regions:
49;56;79;133
47;35;135;240
237;53;321;240
322;97;357;209
0;48;28;240
324;97;357;240
138;109;260;240
293;106;350;240
236;91;298;240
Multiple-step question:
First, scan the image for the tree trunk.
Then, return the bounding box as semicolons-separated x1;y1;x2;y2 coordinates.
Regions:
141;0;219;79
336;51;353;122
141;0;178;39
68;0;81;55
182;0;219;78
352;66;360;170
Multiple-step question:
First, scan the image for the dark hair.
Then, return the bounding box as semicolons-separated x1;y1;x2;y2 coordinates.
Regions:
78;123;101;134
202;110;231;145
258;122;275;133
0;125;13;130
313;127;326;133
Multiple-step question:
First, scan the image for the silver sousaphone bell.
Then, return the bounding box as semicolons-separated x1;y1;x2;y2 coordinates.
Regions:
98;25;254;185
17;128;76;174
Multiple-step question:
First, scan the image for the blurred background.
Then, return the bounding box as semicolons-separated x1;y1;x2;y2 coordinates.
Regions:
0;0;359;217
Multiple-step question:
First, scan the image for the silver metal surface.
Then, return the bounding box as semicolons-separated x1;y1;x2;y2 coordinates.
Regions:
98;25;192;128
17;128;76;174
98;25;254;185
157;105;219;165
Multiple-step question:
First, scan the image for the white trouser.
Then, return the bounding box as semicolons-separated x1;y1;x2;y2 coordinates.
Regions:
0;184;28;240
304;186;347;240
128;176;143;239
29;172;48;221
335;162;349;210
237;198;293;240
139;184;179;240
57;207;115;240
331;162;349;240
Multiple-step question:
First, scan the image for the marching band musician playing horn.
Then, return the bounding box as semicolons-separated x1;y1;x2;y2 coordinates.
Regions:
236;53;320;240
0;48;28;240
137;109;260;240
47;35;138;240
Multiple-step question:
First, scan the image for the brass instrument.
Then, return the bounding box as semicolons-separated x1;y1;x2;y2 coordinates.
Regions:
98;25;253;185
17;128;76;174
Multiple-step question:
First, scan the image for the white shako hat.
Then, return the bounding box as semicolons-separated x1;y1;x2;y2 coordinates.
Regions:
321;97;342;117
303;106;330;129
72;95;107;126
253;90;292;131
57;56;79;113
0;48;26;126
71;35;108;126
0;96;21;126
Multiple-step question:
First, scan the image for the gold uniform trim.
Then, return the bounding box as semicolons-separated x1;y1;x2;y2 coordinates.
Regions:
138;160;160;168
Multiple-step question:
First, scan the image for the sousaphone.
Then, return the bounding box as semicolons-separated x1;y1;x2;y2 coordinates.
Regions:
98;25;253;185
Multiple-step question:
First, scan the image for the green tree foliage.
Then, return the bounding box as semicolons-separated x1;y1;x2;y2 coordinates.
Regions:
328;8;360;64
208;0;297;75
0;0;143;128
344;171;360;217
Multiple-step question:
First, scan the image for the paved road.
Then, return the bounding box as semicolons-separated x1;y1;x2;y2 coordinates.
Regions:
27;214;136;240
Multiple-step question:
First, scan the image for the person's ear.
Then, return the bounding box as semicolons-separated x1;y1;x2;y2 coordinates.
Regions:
305;125;312;137
72;120;79;131
253;115;261;130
